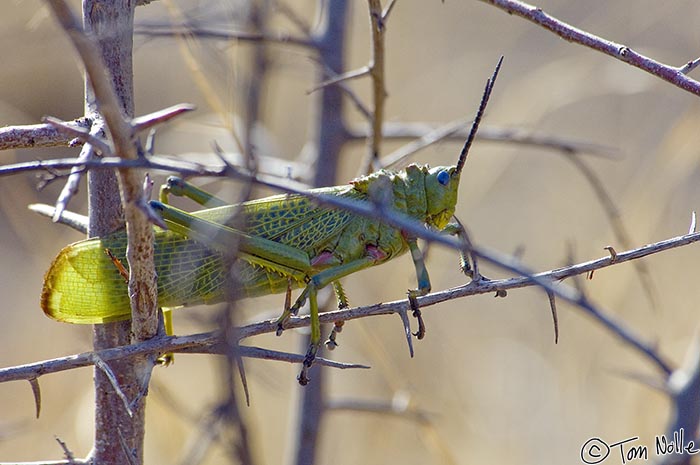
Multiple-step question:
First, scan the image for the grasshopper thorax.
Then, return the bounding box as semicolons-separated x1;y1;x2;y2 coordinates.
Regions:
350;163;461;231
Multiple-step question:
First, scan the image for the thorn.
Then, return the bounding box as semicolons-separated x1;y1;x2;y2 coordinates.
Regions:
587;270;595;280
396;308;415;358
54;436;76;463
236;357;250;407
142;173;154;199
306;66;370;95
92;354;134;417
679;57;700;75
689;211;697;234
145;128;157;155
604;245;618;262
28;378;41;419
547;291;559;344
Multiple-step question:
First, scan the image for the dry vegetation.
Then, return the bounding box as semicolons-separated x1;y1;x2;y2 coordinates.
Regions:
1;1;700;464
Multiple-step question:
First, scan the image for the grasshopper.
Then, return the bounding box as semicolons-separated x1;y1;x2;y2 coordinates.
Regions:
41;59;502;384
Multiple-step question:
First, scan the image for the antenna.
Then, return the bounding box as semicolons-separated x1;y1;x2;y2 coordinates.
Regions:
455;55;504;175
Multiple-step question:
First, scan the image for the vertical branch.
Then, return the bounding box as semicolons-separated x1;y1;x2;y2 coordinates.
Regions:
360;0;387;175
291;2;349;465
68;0;156;463
80;3;135;460
309;1;349;188
243;0;270;158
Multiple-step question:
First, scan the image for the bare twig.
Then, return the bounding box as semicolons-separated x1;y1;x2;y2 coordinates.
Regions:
0;120;89;151
679;57;700;75
0;342;369;385
479;0;700;97
347;122;619;161
45;120;109;222
42;116;113;156
380;119;468;169
134;24;313;48
28;204;88;233
131;104;196;134
326;397;429;423
307;65;370;94
312;58;372;120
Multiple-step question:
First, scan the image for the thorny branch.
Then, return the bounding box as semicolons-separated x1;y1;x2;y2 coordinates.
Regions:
2;227;698;387
0;119;90;149
0;342;368;386
480;0;700;97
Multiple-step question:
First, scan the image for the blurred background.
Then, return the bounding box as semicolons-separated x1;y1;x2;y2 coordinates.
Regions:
2;1;700;464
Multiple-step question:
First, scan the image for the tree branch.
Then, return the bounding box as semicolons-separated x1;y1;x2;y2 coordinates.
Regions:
479;0;700;97
0;120;89;150
4;228;697;388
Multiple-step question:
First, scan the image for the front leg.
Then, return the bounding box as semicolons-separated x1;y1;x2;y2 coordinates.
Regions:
441;221;474;279
406;236;430;339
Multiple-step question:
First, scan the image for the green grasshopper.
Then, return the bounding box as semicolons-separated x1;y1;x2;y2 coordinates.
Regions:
41;59;502;384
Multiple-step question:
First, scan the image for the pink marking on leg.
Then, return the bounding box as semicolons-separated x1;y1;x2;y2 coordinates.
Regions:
311;251;336;267
366;244;388;262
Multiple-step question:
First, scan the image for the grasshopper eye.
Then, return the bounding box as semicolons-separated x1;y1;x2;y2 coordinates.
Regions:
437;170;450;186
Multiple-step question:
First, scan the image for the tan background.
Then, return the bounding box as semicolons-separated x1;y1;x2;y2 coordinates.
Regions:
1;1;700;464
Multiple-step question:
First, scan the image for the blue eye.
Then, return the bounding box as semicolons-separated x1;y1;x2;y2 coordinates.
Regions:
437;170;450;186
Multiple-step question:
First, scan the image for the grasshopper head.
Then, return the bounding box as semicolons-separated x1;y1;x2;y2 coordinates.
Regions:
424;165;461;230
